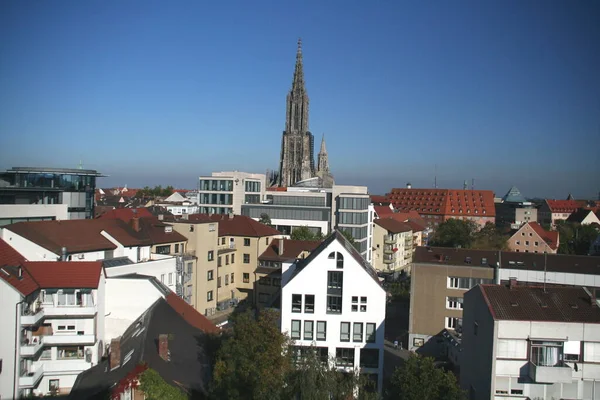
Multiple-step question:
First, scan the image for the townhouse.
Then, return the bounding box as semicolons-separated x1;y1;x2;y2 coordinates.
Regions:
0;238;106;398
371;217;413;275
461;284;600;400
281;231;386;393
507;221;559;254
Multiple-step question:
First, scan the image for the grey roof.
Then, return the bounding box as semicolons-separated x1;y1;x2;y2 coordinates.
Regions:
69;298;211;399
502;186;527;203
102;257;134;268
292;230;382;286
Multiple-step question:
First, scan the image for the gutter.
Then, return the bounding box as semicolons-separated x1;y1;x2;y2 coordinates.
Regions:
14;299;25;400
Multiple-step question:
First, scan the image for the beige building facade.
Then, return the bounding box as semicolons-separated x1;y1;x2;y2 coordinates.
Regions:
371;219;413;274
507;222;558;254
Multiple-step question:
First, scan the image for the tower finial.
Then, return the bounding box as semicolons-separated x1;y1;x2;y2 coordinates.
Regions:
291;38;305;92
297;37;302;55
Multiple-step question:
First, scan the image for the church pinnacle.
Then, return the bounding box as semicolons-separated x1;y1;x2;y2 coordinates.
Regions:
292;38;305;92
317;134;329;173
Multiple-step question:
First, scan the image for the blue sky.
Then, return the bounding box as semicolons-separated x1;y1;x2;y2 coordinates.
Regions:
1;0;599;199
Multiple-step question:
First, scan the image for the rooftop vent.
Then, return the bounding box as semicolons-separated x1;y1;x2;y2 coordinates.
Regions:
510;301;519;307
465;257;472;264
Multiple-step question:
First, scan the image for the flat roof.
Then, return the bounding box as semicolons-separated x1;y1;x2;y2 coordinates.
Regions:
6;167;105;177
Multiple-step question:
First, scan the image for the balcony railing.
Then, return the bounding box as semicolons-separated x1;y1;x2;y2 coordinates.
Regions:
383;254;396;264
44;334;95;346
528;361;572;384
384;235;395;245
19;364;44;388
20;336;43;357
21;303;96;325
383;246;395;254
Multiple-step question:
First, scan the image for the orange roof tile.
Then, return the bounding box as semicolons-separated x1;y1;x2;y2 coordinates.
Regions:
24;261;103;289
187;214;281;237
165;293;220;334
374;205;394;217
259;238;322;262
527;222;559;250
546;200;584;213
97;207;153;221
374;218;413;234
386;188;496;217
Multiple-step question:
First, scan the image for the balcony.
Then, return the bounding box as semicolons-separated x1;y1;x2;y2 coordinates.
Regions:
383;254;396;264
218;244;236;255
528;361;572;383
44;334;95;346
21;298;96;325
19;364;44;388
383;245;395;254
384;235;395;245
20;337;43;357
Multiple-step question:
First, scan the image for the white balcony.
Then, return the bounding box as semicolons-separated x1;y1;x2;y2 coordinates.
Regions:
528;361;572;383
44;334;95;346
21;305;96;325
20;337;43;357
19;364;44;388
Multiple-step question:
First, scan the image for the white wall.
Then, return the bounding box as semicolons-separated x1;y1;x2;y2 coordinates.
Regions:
104;277;166;341
104;257;178;291
268;217;330;235
0;204;69;222
281;238;386;392
0;280;22;400
499;268;600;288
1;229;59;261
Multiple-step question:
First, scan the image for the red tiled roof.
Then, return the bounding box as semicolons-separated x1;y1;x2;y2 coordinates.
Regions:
478;285;600;323
97;207;154;221
187;214;281;237
370;195;390;204
386;188;496;217
0;238;38;296
165;293;220;334
259;238;322;262
545;199;585;213
24;261;102;289
527;222;559;250
374;217;413;234
374;205;394;217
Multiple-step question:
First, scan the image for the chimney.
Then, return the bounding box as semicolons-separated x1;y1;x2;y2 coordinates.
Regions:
110;338;121;369
158;214;164;221
61;247;68;261
158;334;170;361
509;277;518;290
228;212;234;220
131;217;140;232
278;239;285;256
584;287;598;307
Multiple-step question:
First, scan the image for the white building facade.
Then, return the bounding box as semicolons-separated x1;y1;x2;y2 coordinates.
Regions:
280;231;386;393
198;171;267;215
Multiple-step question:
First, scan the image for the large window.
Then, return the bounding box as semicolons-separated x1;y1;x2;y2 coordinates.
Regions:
446;297;464;309
292;294;302;313
327;295;342;313
445;317;462;331
245;180;261;192
243;273;250;283
58;346;84;360
337;211;368;225
291;320;301;340
304;321;314;341
336;348;355;367
316;321;326;341
360;349;379;369
530;341;563;366
340;322;350;342
366;323;376;343
156;245;170;255
304;295;314;313
353;323;363;342
447;276;493;290
338;197;369;210
243;254;250;263
327;271;343;289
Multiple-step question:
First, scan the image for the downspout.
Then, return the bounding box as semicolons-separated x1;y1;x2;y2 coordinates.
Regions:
14;299;25;400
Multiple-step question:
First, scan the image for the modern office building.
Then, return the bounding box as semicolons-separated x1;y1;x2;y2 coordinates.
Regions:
494;186;537;229
197;171;267;215
0;167;104;220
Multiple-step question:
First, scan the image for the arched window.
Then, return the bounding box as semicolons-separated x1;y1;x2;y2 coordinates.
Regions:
328;252;336;259
336;252;344;269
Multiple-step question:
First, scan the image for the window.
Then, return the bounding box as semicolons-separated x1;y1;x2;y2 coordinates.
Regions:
360;349;379;368
58;346;83;359
531;341;563;366
327;295;342;313
304;295;314;313
243;254;250;264
340;322;350;342
304;321;314;340
534;241;539;246
244;238;250;246
156;245;170;255
360;296;367;312
207;291;213;301
445;317;462;331
208;251;214;261
327;271;343;289
447;277;459;288
189;225;194;232
231;254;235;263
174;243;180;253
525;241;529;246
217;277;222;288
243;273;249;283
49;379;59;393
218;256;222;267
225;255;229;265
225;274;229;285
336;348;354;367
292;294;302;312
366;323;376;343
231;273;234;283
168;273;173;285
161;274;165;283
564;341;580;362
316;321;326;341
291;320;301;339
352;296;358;312
207;270;214;281
272;278;281;286
446;297;464;309
187;262;193;274
353;323;363;342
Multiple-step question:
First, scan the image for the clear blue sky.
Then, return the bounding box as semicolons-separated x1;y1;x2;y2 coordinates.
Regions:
1;0;599;199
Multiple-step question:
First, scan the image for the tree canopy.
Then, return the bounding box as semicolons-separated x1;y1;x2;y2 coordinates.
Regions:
556;220;599;255
385;354;465;400
291;226;324;241
135;185;174;198
258;213;273;227
430;220;508;251
138;368;187;400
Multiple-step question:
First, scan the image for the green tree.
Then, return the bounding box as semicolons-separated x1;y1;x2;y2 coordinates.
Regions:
258;213;273;227
471;222;509;250
386;354;465;400
291;226;323;241
430;219;477;248
163;185;174;197
211;310;293;399
556;220;600;255
138;368;187;400
340;230;361;251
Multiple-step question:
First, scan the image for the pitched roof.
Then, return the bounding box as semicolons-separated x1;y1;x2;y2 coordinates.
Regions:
526;222;559;250
545;199;584;213
386;188;496;217
69;298;214;400
258;238;322;262
165;293;220;334
24;261;103;289
386;211;427;232
566;209;600;224
374;217;412;234
478;285;600;323
370;195;391;205
502;186;527;203
374;205;394;217
187;214;281;237
0;238;38;296
96;207;153;221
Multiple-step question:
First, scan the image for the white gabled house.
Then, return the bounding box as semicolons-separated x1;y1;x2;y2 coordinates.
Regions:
280;230;386;394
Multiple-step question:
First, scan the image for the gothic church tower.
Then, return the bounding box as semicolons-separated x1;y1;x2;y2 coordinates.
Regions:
317;134;329;173
278;39;315;187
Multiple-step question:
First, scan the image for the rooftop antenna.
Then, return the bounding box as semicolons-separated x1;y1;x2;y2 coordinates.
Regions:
434;164;437;189
463;180;468;190
471;178;475;190
78;159;84;170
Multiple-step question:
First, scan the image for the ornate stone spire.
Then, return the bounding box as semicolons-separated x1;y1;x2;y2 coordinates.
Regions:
291;38;305;92
317;134;329;173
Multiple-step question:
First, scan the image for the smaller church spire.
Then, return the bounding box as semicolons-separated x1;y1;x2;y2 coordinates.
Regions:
292;37;305;92
320;134;327;153
317;133;329;173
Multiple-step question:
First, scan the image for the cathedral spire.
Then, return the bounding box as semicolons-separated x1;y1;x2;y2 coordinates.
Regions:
292;38;305;92
317;133;329;173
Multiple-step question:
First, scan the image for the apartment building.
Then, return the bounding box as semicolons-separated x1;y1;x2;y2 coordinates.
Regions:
172;214;283;316
0;239;106;398
507;221;559;254
538;199;589;227
372;218;413;275
197;171;267;215
0;166;104;220
494;186;537;229
385;186;496;229
461;284;600;400
1;216;193;299
409;246;600;355
255;238;322;308
281;231;386;393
